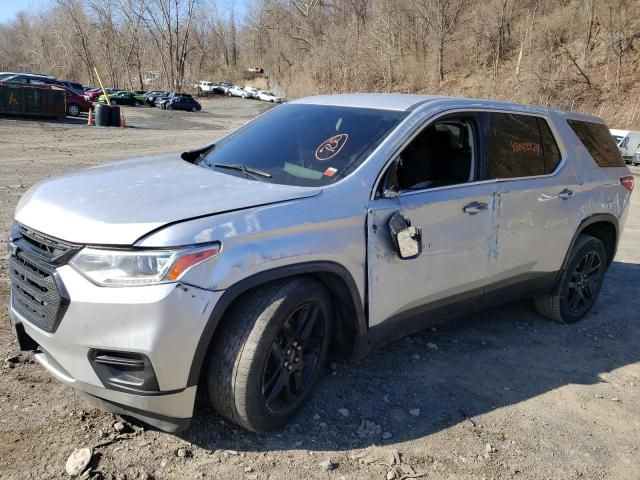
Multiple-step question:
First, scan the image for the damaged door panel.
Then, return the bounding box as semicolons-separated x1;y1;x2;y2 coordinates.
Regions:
366;184;496;332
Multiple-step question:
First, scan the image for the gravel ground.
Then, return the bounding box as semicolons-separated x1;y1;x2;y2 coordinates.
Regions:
0;97;639;480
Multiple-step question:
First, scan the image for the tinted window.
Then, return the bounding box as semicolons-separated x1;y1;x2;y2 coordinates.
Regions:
199;104;406;186
486;113;545;178
538;119;562;173
567;120;625;167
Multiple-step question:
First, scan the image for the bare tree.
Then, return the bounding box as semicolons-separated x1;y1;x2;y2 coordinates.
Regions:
414;0;469;83
600;0;640;93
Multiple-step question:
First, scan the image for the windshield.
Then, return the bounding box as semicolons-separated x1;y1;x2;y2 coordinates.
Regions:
198;104;406;186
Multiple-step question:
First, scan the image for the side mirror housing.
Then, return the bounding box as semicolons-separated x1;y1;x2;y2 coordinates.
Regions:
388;211;422;260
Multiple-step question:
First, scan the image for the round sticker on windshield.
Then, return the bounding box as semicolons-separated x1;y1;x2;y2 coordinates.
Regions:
315;134;349;161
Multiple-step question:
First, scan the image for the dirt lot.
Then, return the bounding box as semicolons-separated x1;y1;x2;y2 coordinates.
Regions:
1;97;639;480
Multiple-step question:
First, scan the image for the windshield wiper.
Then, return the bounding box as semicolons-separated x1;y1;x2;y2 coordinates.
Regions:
214;162;272;179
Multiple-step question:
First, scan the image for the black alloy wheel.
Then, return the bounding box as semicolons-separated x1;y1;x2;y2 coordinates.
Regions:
534;234;608;323
207;277;333;432
261;302;328;415
566;250;602;315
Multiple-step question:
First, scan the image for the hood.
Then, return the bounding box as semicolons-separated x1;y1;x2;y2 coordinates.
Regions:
15;153;320;245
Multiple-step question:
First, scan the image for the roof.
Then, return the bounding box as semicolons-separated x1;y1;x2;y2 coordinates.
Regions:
291;93;444;111
290;93;604;123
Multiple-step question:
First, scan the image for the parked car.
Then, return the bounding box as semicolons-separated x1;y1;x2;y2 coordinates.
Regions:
154;92;176;108
60;85;93;116
60;80;84;94
257;91;283;103
98;91;145;106
197;81;216;94
217;82;233;94
610;129;640;164
247;67;264;73
242;86;260;99
144;90;169;106
0;72;61;87
165;94;201;112
633;147;640;166
92;88;121;103
7;94;633;434
227;85;250;98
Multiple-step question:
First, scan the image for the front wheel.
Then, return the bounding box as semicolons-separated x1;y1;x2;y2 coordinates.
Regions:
207;277;332;432
191;106;197;112
67;104;80;116
534;235;607;323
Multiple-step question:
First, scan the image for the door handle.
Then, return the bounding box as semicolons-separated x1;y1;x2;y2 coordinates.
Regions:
463;201;489;214
558;188;574;200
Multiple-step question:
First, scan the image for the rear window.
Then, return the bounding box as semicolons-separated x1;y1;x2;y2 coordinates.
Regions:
567;120;625;167
199;104;406;186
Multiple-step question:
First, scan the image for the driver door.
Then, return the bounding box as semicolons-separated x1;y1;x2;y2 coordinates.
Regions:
366;113;496;339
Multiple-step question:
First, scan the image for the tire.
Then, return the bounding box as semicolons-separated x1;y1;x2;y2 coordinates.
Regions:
67;104;80;116
134;101;141;106
167;105;172;110
207;277;333;432
191;106;196;112
534;234;608;323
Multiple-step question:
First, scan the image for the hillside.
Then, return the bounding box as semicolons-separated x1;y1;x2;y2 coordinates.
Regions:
0;0;638;128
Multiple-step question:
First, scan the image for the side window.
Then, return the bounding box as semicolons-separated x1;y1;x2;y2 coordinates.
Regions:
485;113;545;179
567;120;625;167
384;115;477;192
538;118;562;173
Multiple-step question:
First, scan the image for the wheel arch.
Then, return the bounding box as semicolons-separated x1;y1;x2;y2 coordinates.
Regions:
186;261;367;387
563;213;619;270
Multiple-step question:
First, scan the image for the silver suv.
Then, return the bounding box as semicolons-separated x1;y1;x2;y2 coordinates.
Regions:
7;94;634;433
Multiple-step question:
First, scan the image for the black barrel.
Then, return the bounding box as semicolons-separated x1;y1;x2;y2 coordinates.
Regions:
109;105;121;127
94;103;111;126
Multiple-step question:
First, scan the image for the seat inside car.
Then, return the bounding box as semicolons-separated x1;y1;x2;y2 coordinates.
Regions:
395;122;472;191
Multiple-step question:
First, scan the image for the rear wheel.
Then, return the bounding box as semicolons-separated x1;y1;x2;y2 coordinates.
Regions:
191;106;196;112
534;235;607;323
207;277;332;432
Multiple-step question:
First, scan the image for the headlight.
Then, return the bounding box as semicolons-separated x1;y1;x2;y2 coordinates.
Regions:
70;243;221;287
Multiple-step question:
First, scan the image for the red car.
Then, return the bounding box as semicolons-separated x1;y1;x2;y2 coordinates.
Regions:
58;86;93;116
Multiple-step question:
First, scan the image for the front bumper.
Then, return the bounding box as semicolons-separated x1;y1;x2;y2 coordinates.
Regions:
8;264;222;431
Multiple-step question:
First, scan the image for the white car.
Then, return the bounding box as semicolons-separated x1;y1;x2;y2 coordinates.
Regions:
243;86;259;99
257;91;283;103
227;85;248;98
197;81;216;94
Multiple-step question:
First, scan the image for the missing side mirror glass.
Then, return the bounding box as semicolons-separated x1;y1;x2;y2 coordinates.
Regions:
388;211;422;260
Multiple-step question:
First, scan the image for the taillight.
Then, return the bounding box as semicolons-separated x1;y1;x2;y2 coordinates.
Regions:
620;175;634;192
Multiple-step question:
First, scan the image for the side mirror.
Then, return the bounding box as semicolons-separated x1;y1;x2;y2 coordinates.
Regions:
388;211;422;260
382;186;399;198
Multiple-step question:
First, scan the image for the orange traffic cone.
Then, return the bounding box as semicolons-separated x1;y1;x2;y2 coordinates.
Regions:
120;111;126;128
87;108;94;126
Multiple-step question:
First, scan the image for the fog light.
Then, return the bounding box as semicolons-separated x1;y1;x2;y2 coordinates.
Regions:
89;350;159;392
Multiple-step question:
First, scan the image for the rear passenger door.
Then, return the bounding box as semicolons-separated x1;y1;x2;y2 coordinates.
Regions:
484;111;579;297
